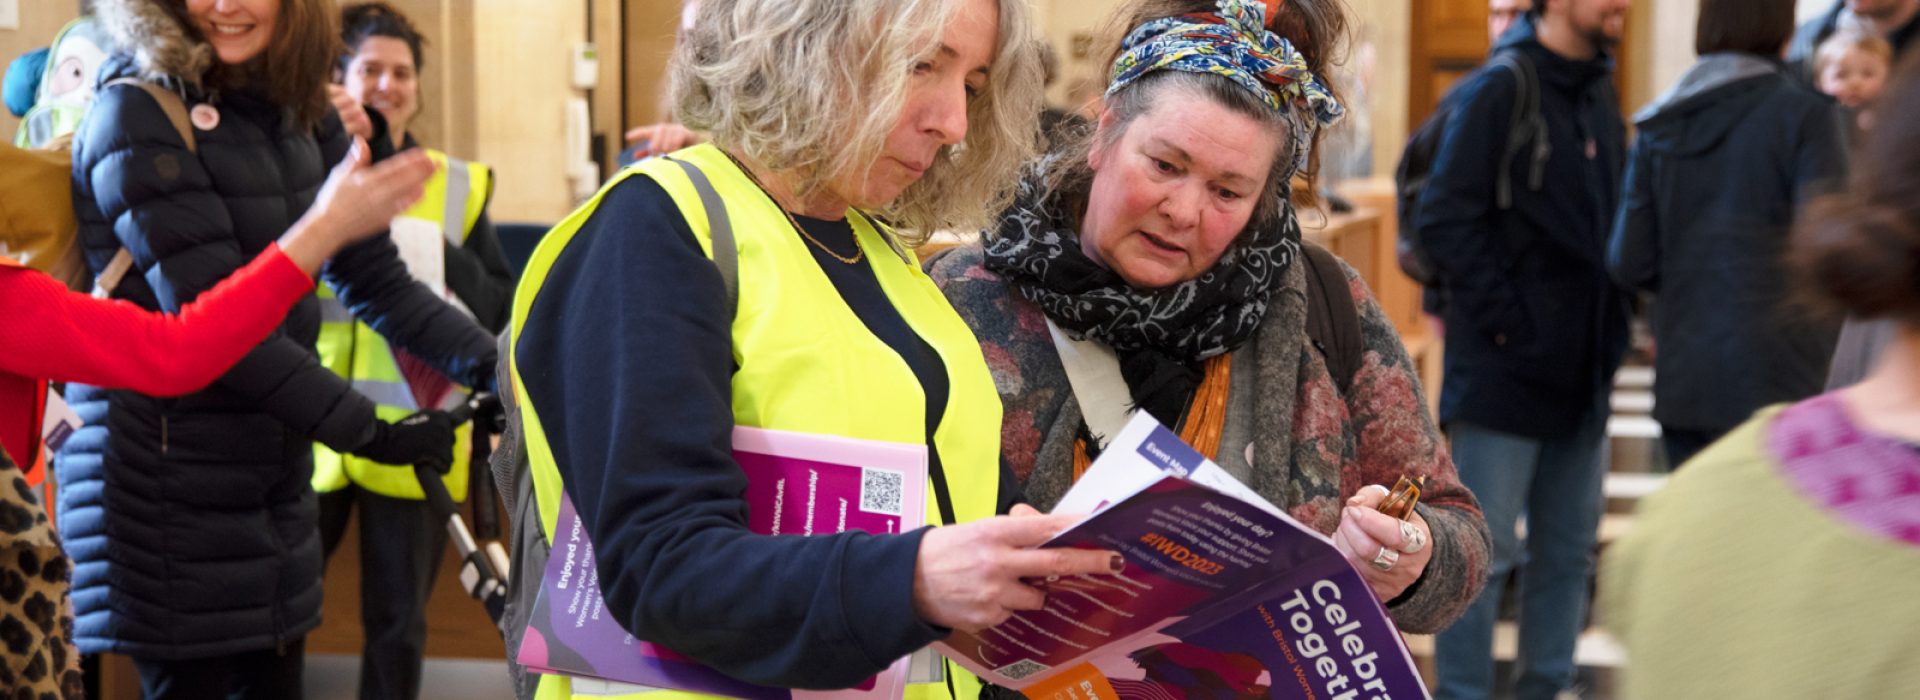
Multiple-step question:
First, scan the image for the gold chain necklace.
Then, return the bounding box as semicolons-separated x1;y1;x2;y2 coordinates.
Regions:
720;151;864;265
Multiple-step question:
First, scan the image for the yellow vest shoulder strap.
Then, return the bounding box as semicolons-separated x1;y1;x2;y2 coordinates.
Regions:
418;148;492;244
664;156;738;313
509;153;736;538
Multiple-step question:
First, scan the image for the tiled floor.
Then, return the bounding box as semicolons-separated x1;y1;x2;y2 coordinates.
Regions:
305;654;517;700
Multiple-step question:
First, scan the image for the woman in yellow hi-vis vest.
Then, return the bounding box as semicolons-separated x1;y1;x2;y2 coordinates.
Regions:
502;1;1126;699
316;4;518;699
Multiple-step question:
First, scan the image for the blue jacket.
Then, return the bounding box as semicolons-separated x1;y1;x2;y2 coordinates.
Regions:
1608;54;1849;433
58;41;495;659
1413;17;1632;439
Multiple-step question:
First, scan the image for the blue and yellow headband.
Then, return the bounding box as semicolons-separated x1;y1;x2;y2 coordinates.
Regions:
1107;0;1344;129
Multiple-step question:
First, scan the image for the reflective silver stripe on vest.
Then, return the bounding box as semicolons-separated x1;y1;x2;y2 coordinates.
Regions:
318;294;354;324
352;378;419;411
442;157;472;245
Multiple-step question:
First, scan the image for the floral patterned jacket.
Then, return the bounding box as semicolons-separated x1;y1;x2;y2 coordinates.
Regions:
930;244;1490;634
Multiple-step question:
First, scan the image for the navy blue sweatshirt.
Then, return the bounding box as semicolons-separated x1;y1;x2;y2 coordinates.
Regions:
1412;17;1633;439
515;175;1013;689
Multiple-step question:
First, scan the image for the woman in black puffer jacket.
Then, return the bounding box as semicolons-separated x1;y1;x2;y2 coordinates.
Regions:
64;0;496;695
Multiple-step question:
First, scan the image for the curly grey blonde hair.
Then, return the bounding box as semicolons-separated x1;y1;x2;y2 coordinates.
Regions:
671;0;1042;242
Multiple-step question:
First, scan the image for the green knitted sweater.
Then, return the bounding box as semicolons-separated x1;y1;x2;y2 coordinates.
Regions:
1603;405;1920;698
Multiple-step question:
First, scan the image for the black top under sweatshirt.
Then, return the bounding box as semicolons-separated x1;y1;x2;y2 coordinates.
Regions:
516;175;1008;689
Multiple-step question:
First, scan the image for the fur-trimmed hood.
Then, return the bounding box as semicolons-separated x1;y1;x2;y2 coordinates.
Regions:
92;0;213;86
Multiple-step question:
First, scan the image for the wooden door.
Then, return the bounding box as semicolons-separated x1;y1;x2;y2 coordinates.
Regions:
623;0;686;134
1408;0;1490;127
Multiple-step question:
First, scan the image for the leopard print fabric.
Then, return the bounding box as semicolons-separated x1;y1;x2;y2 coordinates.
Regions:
0;446;81;699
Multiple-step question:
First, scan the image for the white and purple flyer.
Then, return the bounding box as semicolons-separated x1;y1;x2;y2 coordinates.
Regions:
936;412;1430;700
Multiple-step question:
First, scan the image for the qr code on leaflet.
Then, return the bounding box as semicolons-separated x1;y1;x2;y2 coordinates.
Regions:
993;659;1049;681
860;468;904;516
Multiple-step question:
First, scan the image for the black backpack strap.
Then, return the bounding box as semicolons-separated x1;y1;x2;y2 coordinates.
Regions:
1300;242;1364;396
1513;53;1551;193
1485;51;1549;209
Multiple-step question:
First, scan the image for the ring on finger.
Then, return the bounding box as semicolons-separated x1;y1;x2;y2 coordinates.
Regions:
1369;545;1399;572
1397;519;1429;554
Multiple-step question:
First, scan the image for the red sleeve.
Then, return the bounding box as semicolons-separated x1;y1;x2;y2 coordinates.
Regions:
0;245;316;396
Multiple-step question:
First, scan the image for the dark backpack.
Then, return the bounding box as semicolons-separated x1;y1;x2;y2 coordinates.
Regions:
1394;50;1549;286
1299;241;1364;394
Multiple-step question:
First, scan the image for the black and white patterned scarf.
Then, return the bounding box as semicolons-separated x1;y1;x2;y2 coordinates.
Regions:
983;166;1300;365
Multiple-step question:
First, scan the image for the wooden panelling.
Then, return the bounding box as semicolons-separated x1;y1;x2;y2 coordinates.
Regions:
592;0;625;176
1407;0;1489;127
622;0;684;131
1428;66;1474;110
1610;7;1635;117
471;0;589;223
1352;0;1414;179
1427;0;1494;51
308;504;509;661
439;0;479;156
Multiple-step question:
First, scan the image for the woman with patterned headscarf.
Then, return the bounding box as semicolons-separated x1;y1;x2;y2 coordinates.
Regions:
931;0;1489;632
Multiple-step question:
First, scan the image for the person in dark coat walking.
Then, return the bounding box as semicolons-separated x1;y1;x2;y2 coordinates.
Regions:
1415;1;1633;698
1608;0;1852;467
62;1;496;697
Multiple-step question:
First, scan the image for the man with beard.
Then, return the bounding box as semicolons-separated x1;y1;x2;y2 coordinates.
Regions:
1788;0;1920;84
1412;0;1633;697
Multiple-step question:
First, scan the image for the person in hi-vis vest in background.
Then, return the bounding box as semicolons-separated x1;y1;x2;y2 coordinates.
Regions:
317;4;515;700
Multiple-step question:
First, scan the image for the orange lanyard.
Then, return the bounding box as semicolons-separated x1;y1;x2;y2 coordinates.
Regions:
1072;351;1232;482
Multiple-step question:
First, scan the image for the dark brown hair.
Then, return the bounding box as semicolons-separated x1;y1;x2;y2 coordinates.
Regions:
340;2;427;72
166;0;340;129
1044;0;1348;230
1790;51;1920;326
1695;0;1795;56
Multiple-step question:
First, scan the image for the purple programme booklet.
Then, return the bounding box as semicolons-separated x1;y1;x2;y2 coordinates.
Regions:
934;413;1429;700
515;426;929;699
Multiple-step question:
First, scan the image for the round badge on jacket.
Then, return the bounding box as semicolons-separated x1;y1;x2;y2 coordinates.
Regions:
190;103;219;131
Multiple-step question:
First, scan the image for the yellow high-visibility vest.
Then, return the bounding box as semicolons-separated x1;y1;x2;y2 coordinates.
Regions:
313;148;492;500
511;144;1002;700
